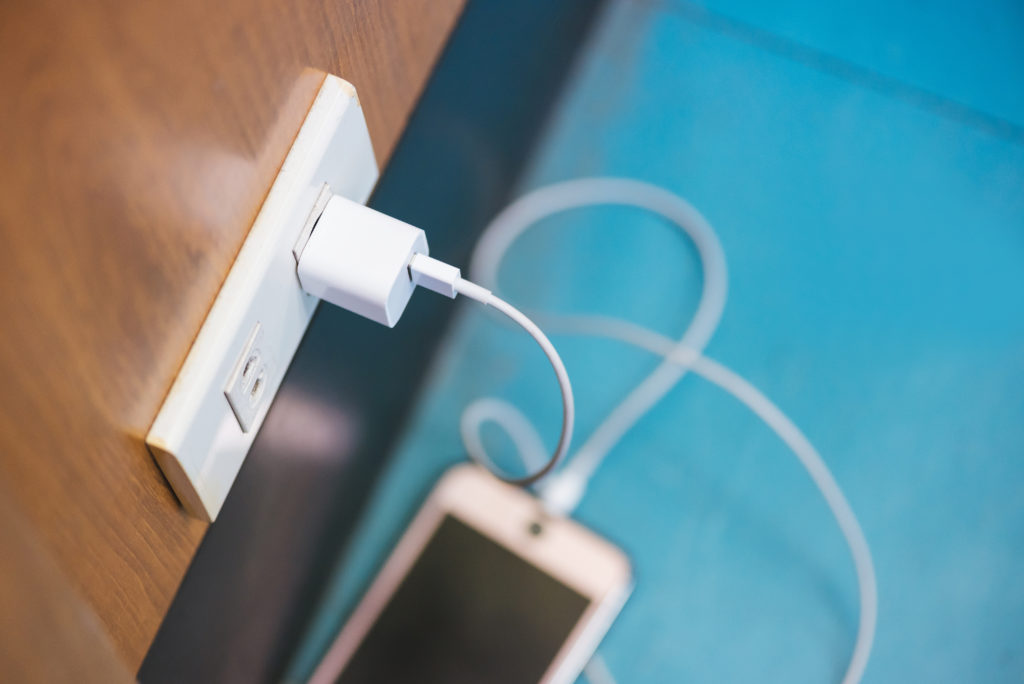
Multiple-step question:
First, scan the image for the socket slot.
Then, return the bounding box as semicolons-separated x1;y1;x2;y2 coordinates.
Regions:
224;321;273;432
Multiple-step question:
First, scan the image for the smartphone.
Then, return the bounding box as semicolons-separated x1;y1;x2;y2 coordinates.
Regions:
309;464;632;684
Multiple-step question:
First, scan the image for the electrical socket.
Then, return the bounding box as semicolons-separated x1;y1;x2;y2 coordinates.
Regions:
224;321;274;432
146;75;378;521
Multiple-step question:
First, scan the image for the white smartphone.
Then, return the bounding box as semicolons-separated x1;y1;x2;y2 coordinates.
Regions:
309;464;632;684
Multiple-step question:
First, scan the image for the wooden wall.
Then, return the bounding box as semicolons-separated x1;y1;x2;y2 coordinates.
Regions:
0;0;464;676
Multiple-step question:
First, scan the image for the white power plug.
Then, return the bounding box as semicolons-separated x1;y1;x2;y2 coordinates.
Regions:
297;195;427;327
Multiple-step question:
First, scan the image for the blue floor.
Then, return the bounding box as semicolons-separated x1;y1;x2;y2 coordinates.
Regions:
292;2;1024;681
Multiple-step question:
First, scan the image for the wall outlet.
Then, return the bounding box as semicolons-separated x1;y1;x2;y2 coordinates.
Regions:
146;75;378;521
223;321;273;433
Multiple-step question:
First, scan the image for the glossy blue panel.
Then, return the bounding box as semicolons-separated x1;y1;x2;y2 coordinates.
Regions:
682;0;1024;131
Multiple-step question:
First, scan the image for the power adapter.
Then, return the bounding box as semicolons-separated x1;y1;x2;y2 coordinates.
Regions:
297;195;427;327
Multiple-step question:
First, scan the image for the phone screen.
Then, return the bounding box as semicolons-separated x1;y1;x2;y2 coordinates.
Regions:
335;514;592;683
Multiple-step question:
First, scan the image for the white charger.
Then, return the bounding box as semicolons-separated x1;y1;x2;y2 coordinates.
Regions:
297;195;428;327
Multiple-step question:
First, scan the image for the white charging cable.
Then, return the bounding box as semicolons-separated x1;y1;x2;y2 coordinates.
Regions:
296;194;574;488
458;178;877;684
408;254;574;487
470;178;728;512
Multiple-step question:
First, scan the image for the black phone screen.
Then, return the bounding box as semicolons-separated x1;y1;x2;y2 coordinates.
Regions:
335;514;592;683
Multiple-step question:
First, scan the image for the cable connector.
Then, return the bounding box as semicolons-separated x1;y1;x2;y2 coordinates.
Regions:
408;253;460;298
537;471;587;517
409;253;498;305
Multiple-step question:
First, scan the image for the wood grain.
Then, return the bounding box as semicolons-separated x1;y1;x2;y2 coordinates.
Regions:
0;486;133;684
0;0;463;673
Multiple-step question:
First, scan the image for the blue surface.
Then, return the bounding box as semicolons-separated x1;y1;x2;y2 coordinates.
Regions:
292;1;1024;682
684;0;1024;131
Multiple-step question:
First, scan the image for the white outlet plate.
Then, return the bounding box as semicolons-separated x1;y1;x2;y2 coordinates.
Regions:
147;75;378;521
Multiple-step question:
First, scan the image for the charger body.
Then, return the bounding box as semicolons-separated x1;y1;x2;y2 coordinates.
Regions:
297;195;428;327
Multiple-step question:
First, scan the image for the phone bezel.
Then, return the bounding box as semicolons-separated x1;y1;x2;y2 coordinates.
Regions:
309;463;632;684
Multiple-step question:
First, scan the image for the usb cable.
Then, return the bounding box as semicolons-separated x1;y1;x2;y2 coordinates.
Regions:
295;194;574;487
458;178;877;684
